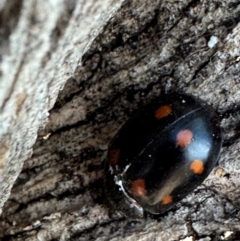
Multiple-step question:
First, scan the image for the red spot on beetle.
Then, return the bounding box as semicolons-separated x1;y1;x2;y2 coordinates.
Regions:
108;148;120;166
162;195;173;205
190;160;204;174
176;129;193;148
131;179;147;197
154;105;172;120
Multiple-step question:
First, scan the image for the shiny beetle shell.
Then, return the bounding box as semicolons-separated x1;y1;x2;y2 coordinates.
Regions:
106;93;222;215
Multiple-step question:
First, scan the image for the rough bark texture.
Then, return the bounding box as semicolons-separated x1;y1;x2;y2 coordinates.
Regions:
0;0;122;214
1;0;240;240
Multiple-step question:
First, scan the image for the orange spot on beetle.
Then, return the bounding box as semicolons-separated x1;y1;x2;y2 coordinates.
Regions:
176;129;193;148
162;195;173;205
131;179;147;197
190;160;204;174
154;105;172;120
108;148;120;166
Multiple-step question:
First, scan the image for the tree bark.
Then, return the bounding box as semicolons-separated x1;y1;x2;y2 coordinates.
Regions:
0;0;122;213
1;0;240;240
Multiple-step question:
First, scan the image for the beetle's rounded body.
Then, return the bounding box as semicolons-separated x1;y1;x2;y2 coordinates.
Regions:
107;93;222;215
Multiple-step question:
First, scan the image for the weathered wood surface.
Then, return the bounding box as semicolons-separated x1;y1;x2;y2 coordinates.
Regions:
1;0;240;240
0;0;122;213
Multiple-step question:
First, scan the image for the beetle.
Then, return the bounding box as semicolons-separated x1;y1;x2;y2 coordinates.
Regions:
106;93;222;216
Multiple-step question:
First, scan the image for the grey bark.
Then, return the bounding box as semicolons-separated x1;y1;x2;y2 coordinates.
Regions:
0;0;122;213
1;0;240;240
